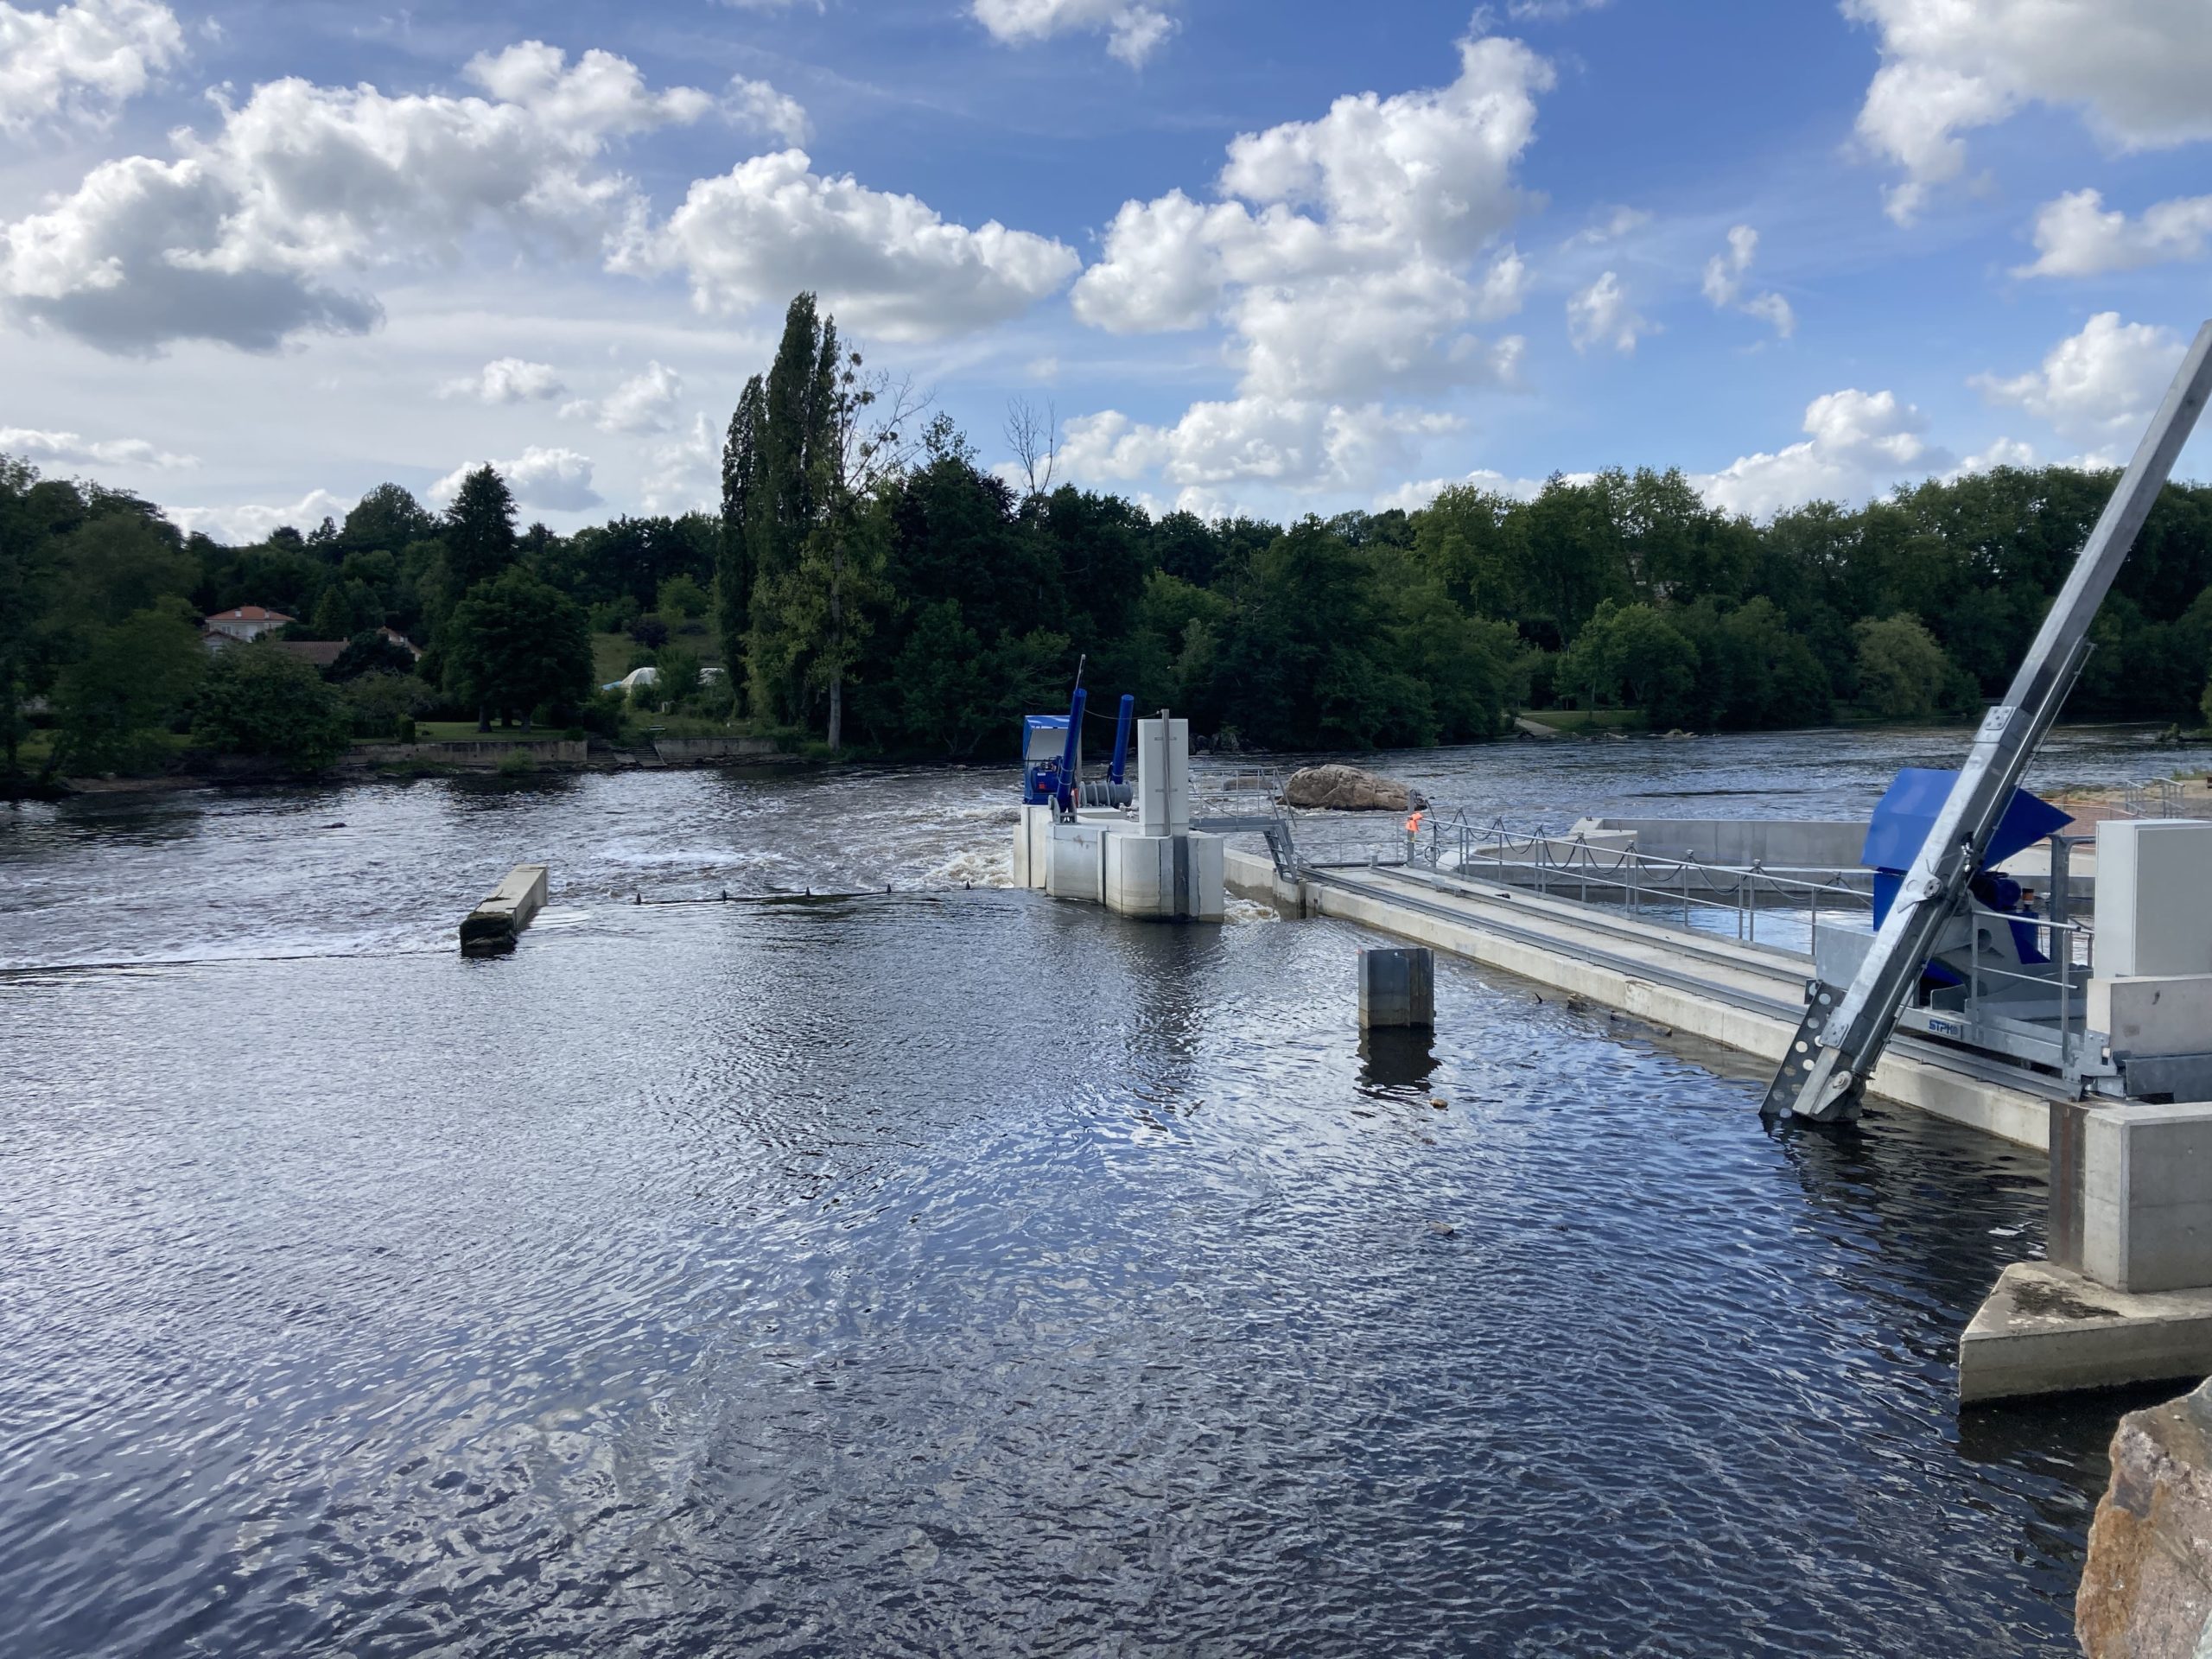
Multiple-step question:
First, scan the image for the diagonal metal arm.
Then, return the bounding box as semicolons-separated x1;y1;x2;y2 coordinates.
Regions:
1764;319;2212;1124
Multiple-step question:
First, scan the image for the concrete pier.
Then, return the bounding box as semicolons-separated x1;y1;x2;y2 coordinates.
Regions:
1960;1262;2212;1405
1360;947;1434;1030
461;864;548;957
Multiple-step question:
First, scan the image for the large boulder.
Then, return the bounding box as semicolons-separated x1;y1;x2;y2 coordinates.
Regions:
2079;1377;2212;1656
1282;765;1427;813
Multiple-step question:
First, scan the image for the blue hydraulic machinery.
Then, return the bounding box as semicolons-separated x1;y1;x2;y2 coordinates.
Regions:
1765;320;2212;1124
1022;685;1140;815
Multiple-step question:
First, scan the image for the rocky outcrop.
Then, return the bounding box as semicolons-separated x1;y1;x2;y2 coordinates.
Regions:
1281;765;1427;813
2079;1378;2212;1656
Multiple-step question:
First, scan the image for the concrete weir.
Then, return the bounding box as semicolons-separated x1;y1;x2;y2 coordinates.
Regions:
461;864;549;957
1224;847;2063;1150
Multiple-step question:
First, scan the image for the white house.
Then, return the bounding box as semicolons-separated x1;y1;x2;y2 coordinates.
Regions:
203;606;294;645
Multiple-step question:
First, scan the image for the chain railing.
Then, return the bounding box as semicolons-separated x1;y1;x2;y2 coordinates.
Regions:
1319;811;1878;957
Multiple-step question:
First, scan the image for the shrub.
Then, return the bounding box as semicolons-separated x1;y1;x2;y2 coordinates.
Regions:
194;643;353;771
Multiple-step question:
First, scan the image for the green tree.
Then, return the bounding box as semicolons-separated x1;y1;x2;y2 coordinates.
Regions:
657;571;709;621
193;644;352;771
718;373;767;694
442;466;519;591
745;294;843;723
53;602;205;775
444;568;592;730
0;457;64;776
341;483;437;556
1853;612;1952;719
1559;601;1700;725
655;645;703;709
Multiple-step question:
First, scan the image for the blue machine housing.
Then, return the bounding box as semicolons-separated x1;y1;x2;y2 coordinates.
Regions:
1864;766;2073;982
1021;715;1071;805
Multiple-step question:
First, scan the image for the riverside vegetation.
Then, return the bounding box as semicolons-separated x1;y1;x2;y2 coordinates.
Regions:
7;291;2212;789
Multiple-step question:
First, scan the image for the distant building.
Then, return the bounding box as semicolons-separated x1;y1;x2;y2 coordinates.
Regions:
273;641;346;671
203;605;294;645
378;627;423;660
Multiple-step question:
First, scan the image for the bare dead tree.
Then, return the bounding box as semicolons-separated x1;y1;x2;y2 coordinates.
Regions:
1004;396;1058;498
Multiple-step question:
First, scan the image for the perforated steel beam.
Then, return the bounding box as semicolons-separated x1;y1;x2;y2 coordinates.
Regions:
1764;320;2212;1125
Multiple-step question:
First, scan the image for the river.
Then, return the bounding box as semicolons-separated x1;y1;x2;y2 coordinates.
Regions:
3;723;2209;1656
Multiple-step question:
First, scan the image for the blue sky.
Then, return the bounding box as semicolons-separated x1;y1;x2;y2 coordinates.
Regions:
1;0;2208;539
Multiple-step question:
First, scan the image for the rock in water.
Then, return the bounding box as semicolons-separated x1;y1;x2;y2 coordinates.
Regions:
2078;1378;2212;1656
1281;765;1427;812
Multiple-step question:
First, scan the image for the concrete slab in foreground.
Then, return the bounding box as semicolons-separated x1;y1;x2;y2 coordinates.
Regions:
460;863;549;957
1959;1261;2212;1404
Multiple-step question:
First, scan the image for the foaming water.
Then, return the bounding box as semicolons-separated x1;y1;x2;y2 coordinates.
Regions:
0;729;2190;1655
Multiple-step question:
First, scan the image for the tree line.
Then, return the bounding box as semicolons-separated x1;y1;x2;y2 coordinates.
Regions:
6;289;2212;784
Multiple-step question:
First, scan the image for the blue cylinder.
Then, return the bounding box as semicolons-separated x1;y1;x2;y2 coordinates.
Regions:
1109;695;1135;785
1056;687;1086;811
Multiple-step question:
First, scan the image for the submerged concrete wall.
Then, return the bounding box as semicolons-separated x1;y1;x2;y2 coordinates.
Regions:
652;737;784;762
1593;817;1866;868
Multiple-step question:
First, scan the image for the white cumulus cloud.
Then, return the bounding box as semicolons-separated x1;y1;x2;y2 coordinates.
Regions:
1697;388;1948;518
1375;468;1552;512
1973;312;2189;442
1071;29;1550;406
438;358;566;404
725;74;810;144
0;423;195;468
563;360;683;434
431;447;603;512
1566;271;1653;354
0;0;181;130
634;147;1079;341
970;0;1179;66
1061;397;1458;498
2016;188;2212;278
0;41;714;353
169;487;351;544
1845;0;2212;225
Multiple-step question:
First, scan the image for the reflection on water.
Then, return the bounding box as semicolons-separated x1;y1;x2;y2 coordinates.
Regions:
1360;1027;1440;1092
0;728;2185;1656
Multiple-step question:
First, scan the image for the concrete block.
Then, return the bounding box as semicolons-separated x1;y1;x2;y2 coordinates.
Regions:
1046;821;1109;905
460;863;548;956
2096;819;2212;979
1103;831;1224;921
1359;946;1434;1030
2088;974;2212;1058
2079;1103;2212;1294
1959;1261;2212;1403
1135;718;1191;837
1011;804;1055;891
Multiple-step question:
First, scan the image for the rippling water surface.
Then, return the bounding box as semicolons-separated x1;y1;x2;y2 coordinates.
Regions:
3;724;2204;1656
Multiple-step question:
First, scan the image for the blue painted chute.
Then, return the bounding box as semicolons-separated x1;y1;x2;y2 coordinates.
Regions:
1865;767;2072;927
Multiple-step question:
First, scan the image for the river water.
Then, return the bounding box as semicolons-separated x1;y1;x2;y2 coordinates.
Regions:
3;724;2208;1656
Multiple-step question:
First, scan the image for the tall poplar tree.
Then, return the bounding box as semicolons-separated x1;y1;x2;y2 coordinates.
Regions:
718;375;766;699
742;294;840;723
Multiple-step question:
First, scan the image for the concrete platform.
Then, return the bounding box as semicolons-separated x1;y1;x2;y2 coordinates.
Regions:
460;863;549;957
1959;1261;2212;1404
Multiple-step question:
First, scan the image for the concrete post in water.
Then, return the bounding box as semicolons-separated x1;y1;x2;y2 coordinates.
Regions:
461;864;549;957
1360;946;1434;1031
